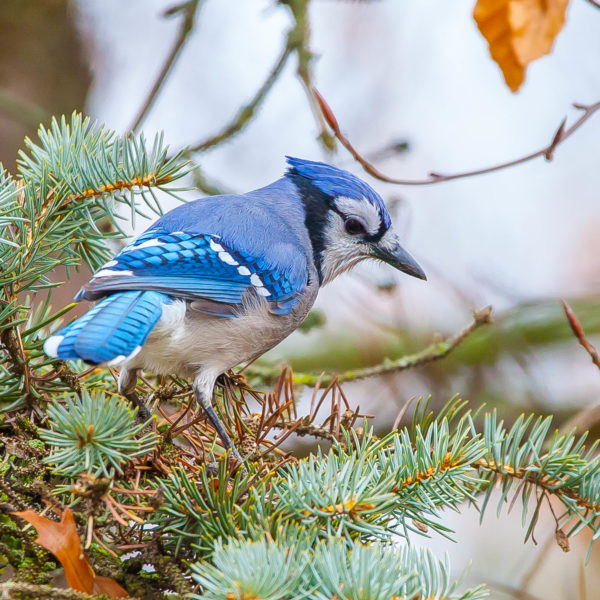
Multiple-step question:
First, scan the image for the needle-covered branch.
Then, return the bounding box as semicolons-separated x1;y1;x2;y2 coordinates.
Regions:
148;396;600;576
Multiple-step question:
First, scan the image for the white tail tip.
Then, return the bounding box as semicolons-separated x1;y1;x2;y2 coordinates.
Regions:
43;335;64;358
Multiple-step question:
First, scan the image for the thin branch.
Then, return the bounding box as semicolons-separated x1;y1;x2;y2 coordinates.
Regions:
0;582;102;600
130;0;203;132
585;0;600;8
562;300;600;371
187;0;333;155
246;306;493;387
284;0;335;150
314;88;600;185
188;38;293;153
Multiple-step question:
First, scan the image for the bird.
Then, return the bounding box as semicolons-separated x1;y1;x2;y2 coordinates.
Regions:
44;157;426;465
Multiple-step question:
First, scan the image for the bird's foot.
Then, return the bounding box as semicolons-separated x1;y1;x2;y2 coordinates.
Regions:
124;391;152;424
201;402;246;476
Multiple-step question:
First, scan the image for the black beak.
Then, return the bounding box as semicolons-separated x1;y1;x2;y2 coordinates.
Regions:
371;240;427;281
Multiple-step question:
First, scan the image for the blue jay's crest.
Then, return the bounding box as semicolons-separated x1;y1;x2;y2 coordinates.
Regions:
285;156;391;230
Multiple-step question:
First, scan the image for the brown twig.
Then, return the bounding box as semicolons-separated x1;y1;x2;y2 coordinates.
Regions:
562;300;600;371
130;0;203;132
314;88;600;186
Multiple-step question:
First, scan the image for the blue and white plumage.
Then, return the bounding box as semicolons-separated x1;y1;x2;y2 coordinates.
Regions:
44;157;425;463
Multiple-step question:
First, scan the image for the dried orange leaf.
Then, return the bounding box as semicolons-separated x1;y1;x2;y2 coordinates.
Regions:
12;508;129;598
474;0;569;91
13;509;95;593
94;575;130;597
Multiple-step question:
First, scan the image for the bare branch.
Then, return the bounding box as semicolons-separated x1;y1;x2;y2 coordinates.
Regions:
284;0;336;150
246;306;493;386
314;88;600;186
130;0;203;132
188;0;333;155
189;42;293;152
0;581;100;600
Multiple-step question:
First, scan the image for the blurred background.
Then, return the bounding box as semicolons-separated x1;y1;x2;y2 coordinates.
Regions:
1;0;599;597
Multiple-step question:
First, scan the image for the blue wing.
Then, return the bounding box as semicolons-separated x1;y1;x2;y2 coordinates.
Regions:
75;228;307;316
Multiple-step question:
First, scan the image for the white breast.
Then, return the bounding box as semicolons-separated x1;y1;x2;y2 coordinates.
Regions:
125;284;318;379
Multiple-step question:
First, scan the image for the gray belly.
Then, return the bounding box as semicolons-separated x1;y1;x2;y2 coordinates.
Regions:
126;283;318;379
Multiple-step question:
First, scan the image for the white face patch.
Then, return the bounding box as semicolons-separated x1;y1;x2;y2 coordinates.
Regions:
320;211;370;285
334;196;382;236
376;226;399;253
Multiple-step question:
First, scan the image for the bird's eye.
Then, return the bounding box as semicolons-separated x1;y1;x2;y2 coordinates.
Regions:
344;218;366;236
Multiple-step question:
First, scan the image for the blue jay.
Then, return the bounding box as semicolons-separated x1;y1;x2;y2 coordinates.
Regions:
44;157;425;463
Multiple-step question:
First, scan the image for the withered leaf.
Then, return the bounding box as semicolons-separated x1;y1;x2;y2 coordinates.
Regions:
12;508;129;597
474;0;569;91
555;528;570;552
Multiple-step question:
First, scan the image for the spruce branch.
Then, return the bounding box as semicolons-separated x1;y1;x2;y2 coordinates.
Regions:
191;537;489;600
40;392;157;477
150;396;600;564
474;412;600;545
245;306;493;386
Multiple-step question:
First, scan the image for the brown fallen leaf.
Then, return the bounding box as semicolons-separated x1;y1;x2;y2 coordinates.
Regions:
473;0;569;91
94;575;132;597
12;508;129;598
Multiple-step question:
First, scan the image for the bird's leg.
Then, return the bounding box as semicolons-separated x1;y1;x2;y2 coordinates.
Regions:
118;367;152;422
193;372;245;470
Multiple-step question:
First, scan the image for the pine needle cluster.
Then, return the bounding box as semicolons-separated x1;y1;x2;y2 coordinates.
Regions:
40;391;157;477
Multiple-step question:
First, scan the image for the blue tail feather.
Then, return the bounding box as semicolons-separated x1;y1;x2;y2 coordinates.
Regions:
44;291;169;365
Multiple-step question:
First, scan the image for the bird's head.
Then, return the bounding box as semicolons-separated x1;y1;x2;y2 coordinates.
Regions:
285;156;426;285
